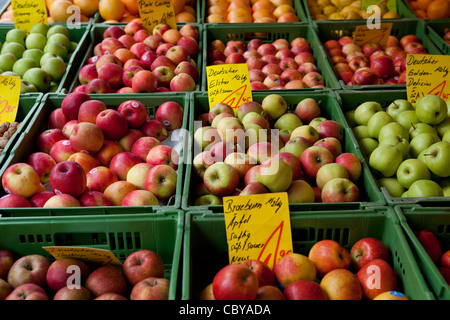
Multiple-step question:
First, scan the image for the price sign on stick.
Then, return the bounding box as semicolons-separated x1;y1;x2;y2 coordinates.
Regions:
11;0;48;33
353;23;393;49
206;63;253;114
138;0;177;32
43;246;123;267
223;193;293;270
0;76;21;125
406;54;450;105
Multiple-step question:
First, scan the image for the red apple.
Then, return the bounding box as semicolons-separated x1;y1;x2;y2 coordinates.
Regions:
46;258;90;292
130;277;170;300
357;259;398;300
414;229;442;264
212;263;259;300
122;250;165;286
284;280;328;300
350;237;390;271
85;265;127;298
308;239;351;277
49;161;86;197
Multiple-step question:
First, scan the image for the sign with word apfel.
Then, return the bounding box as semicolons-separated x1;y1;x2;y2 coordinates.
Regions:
353;23;392;49
0;76;21;125
223;193;293;270
206;63;253;113
11;0;48;33
43;246;123;266
361;0;397;13
406;54;450;105
138;0;177;32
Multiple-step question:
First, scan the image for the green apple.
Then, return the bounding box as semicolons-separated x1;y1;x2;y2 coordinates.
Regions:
1;42;25;60
359;137;378;156
354;101;383;126
415;95;447;125
40;52;64;66
435;117;450;139
274;113;303;132
345;110;358;127
70;42;78;54
5;28;27;46
25;33;47;51
367;111;393;138
47;25;70;38
386;99;413;119
48;81;60;92
352;125;369;140
261;94;288;120
20;80;38;94
41;57;67;82
256;157;293;192
22;67;51;92
396;110;419;132
409;132;441;158
396;159;431;189
447;100;450;117
194;126;219;150
0;53;17;72
30;22;50;36
378;122;409;142
216;116;245;144
407;179;443;197
22;49;44;65
369;144;403;177
443;130;450;143
409;122;438;140
440;177;450;197
2;71;19;77
377;177;405;197
422;141;450;177
379;134;410;160
282;136;312;158
309;117;327;131
43;42;68;61
47;33;72;52
12;57;39;77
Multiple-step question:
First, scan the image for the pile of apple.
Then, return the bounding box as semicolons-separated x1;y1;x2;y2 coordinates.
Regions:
0;23;78;94
198;237;409;300
208;36;327;90
0;248;170;300
323;34;430;86
415;229;450;286
192;94;363;205
0;91;184;209
71;21;200;94
346;94;449;198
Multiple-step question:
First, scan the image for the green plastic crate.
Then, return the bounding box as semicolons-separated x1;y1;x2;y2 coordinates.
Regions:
314;18;444;90
181;90;385;213
426;19;450;55
0;92;190;217
0;210;184;300
182;207;435;300
202;0;308;23
0;93;43;169
0;23;90;96
201;23;341;92
67;23;203;94
334;89;450;207
394;205;450;300
301;0;415;22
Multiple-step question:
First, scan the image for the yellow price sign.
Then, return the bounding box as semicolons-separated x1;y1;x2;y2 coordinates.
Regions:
223;192;293;270
43;246;123;267
0;76;21;125
353;23;393;49
11;0;48;34
406;54;450;105
206;63;253;113
138;0;177;32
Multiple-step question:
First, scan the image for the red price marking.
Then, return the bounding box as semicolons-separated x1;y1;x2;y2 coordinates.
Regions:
0;99;17;116
427;80;449;100
257;221;291;269
221;85;250;109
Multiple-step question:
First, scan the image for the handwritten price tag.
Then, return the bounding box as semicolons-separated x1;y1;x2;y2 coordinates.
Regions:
11;0;48;33
138;0;177;32
206;64;253;113
353;23;392;49
361;0;397;12
43;246;123;267
406;54;450;105
223;193;293;270
0;76;21;125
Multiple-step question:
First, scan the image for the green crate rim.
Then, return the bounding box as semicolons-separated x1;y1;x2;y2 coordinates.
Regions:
425;19;450;56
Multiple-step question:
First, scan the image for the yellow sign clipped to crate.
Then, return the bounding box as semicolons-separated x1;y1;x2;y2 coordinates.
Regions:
11;0;48;34
206;63;253;114
43;246;123;267
223;192;293;270
406;54;450;105
353;23;392;49
0;76;21;125
138;0;177;32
